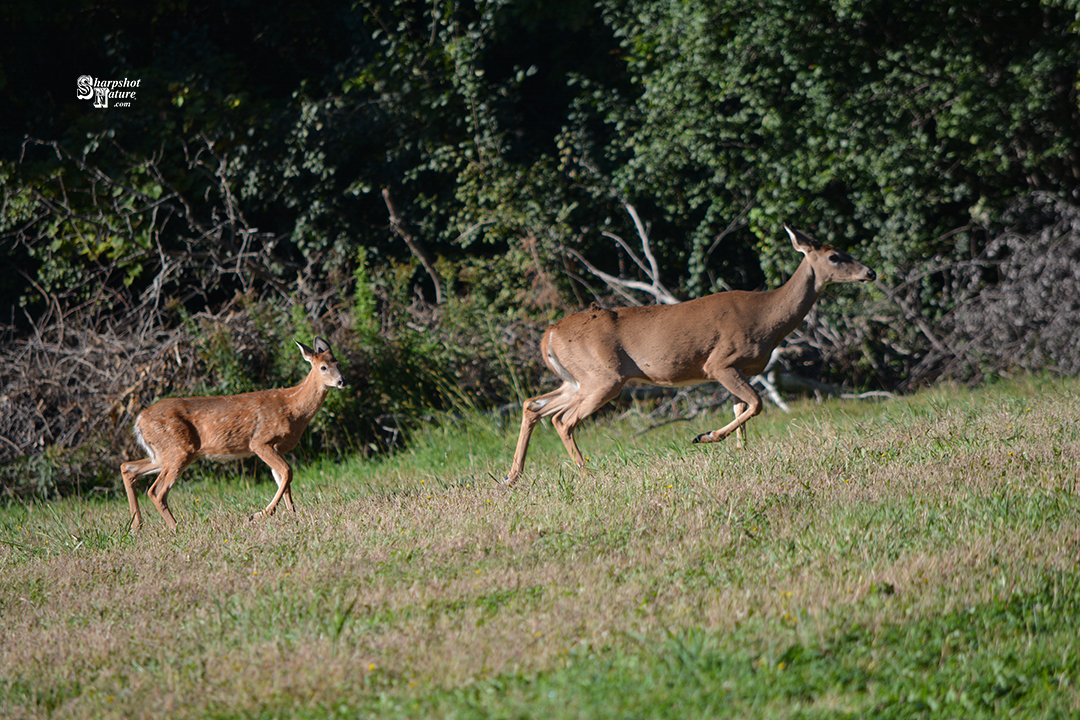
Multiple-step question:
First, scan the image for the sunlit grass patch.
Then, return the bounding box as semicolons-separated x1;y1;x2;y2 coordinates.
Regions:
2;375;1079;718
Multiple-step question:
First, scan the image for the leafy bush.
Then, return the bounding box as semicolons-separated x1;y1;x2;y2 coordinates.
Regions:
3;0;1080;496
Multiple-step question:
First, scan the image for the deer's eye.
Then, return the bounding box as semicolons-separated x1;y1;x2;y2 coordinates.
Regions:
829;254;846;264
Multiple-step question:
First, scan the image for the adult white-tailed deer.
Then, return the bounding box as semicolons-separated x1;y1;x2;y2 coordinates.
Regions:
120;337;345;530
505;226;876;484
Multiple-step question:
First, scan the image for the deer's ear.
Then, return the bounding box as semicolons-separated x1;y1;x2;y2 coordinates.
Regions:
312;337;331;355
296;340;315;360
785;225;820;255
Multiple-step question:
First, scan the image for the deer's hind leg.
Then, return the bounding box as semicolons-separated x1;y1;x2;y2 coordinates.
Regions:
549;376;624;470
120;457;161;531
506;382;577;485
505;370;624;485
146;454;192;531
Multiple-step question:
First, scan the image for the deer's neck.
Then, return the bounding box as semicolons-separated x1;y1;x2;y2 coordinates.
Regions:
287;369;330;420
763;257;822;341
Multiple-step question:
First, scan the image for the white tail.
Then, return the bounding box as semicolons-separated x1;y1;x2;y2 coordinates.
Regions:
505;226;876;484
120;337;345;530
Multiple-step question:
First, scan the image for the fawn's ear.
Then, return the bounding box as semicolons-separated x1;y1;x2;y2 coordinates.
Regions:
296;340;315;360
785;225;821;256
312;336;332;355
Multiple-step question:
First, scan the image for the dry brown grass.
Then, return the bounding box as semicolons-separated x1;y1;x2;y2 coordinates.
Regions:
1;377;1079;718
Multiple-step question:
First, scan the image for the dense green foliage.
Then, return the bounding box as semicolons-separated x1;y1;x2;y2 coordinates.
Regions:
2;0;1080;492
5;0;1078;308
589;0;1080;283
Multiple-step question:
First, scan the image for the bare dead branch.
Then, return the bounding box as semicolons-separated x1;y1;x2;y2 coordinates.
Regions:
383;188;444;305
877;281;955;358
706;200;754;256
570;200;679;305
566;249;651;307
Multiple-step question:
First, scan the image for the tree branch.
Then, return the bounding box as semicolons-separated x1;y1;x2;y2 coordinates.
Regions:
571;200;679;305
382;188;444;305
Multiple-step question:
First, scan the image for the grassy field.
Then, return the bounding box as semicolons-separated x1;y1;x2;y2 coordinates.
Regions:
1;376;1078;719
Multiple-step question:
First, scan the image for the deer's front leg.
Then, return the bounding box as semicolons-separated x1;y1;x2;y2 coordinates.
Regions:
734;402;749;449
250;444;294;521
692;366;762;444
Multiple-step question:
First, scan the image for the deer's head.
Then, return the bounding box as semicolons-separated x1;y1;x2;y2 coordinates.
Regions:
297;337;346;389
786;225;877;286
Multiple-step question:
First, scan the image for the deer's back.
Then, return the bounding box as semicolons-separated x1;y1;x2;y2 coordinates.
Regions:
548;292;775;380
137;387;307;458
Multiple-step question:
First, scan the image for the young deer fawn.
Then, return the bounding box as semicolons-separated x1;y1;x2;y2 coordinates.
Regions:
505;226;876;484
120;337;345;530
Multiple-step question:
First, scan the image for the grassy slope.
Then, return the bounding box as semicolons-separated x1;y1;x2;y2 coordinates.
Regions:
1;377;1078;718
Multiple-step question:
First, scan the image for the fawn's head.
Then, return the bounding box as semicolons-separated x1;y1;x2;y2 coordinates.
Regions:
785;225;877;285
297;337;346;389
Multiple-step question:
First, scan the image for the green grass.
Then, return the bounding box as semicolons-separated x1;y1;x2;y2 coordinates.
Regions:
1;376;1079;718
